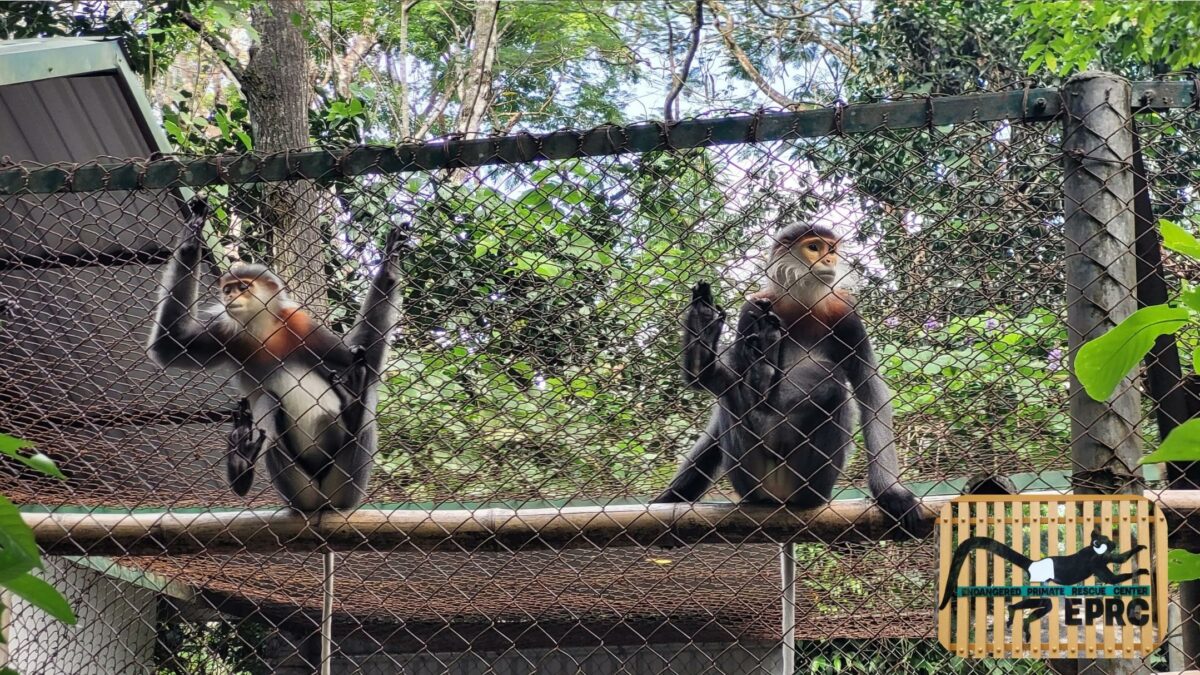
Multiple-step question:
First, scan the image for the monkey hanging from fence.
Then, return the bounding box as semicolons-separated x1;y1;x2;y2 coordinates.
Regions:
652;222;926;537
148;197;405;513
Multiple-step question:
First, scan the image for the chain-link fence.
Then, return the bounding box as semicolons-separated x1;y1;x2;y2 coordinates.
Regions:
0;76;1198;674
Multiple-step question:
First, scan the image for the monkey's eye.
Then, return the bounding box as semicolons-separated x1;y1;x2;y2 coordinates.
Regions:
807;243;821;253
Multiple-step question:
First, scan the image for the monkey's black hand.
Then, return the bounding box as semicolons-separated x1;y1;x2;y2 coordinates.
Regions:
180;196;211;252
682;282;727;389
876;484;931;540
380;223;412;279
743;299;782;396
685;282;726;347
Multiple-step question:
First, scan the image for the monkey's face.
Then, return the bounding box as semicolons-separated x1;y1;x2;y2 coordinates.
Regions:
766;234;840;303
220;278;277;325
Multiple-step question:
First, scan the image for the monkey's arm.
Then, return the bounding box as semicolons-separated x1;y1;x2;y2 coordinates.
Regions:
345;226;406;377
1105;545;1147;565
681;282;739;397
841;317;924;535
147;199;229;369
728;299;782;405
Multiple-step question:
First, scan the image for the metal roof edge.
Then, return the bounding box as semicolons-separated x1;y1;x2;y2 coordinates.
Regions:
63;555;195;601
0;38;124;87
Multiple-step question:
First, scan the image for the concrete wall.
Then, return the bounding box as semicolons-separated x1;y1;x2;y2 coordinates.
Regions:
7;557;157;675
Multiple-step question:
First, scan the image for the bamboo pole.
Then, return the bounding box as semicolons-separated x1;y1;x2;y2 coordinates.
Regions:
20;491;1200;557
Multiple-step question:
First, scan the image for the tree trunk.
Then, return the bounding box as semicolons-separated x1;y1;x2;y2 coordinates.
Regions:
242;0;328;316
456;0;501;139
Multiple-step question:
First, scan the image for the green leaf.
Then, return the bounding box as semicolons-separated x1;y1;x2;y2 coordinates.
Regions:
234;130;253;151
0;436;64;479
4;572;75;624
0;494;39;583
1075;305;1191;401
1161;220;1200;260
1181;283;1200;313
1169;548;1200;582
1143;419;1200;463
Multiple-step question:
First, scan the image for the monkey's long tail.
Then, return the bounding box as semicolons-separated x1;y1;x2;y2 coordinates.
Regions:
938;537;1033;609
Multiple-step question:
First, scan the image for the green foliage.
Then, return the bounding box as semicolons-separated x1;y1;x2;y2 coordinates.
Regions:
0;435;76;645
154;617;272;674
370;153;748;499
1074;220;1200;582
1169;549;1200;584
1013;0;1200;75
850;0;1044;98
1074;305;1191;401
1143;419;1200;464
877;308;1069;467
795;637;1050;674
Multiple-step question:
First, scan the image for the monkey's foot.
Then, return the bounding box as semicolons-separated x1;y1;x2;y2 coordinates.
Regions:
226;452;256;497
876;485;930;540
225;426;265;497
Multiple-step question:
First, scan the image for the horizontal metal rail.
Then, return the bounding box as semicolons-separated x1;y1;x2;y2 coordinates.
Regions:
0;81;1192;195
25;489;1200;556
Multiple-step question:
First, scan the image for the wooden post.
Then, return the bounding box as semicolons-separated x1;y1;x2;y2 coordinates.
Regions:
780;544;795;675
1061;71;1148;674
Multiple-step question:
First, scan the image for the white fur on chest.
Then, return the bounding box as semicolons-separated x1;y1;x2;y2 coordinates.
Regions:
263;365;345;450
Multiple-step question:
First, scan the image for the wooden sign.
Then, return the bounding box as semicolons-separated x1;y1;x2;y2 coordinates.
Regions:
936;495;1167;659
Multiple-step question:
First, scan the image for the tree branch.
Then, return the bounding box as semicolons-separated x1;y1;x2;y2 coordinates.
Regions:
665;0;703;122
178;11;247;83
748;0;834;21
704;0;795;107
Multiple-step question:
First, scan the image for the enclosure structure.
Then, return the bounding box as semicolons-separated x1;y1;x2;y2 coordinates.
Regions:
1;41;1199;673
0;36;200;675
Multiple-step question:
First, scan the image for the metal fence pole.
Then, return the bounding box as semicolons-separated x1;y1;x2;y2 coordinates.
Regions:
1061;71;1147;675
780;544;796;675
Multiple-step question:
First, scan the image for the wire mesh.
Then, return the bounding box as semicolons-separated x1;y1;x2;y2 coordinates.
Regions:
0;81;1196;674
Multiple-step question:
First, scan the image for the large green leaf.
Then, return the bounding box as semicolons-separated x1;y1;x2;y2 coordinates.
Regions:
1075;305;1191;401
0;494;39;583
1161;219;1200;261
1170;548;1200;583
1143;419;1200;464
4;572;75;624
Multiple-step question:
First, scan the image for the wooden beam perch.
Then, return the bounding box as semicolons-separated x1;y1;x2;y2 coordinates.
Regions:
25;491;1200;557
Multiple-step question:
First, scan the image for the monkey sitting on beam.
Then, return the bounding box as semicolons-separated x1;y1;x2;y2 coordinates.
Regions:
654;223;926;538
148;198;405;513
